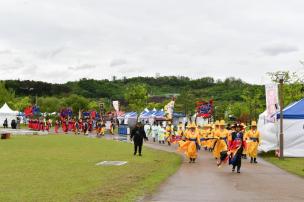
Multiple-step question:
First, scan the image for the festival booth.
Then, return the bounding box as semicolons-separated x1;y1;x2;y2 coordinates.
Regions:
172;112;186;126
139;108;159;124
123;112;138;128
0;103;18;127
258;98;304;157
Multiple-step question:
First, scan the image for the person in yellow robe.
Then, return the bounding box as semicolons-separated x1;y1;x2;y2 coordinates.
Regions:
206;124;214;151
200;124;211;150
210;120;220;153
176;122;184;142
165;122;173;146
227;124;235;148
213;120;229;161
178;123;201;163
246;121;260;163
241;123;248;159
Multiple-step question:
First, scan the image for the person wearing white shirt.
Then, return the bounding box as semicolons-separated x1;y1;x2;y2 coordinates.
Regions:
151;122;159;142
144;122;151;137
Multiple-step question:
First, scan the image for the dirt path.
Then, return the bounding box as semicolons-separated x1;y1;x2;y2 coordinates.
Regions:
143;142;304;202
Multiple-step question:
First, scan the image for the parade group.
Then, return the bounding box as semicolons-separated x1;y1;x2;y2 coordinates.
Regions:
28;118;113;137
26;115;260;174
143;120;260;173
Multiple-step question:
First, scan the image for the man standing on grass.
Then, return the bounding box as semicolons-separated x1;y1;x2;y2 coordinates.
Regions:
131;122;148;156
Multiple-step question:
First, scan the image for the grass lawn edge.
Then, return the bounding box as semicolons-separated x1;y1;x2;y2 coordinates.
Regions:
120;147;182;202
260;151;304;178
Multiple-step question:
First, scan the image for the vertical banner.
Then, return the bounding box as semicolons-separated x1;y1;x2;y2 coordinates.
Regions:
112;101;119;112
196;99;213;118
265;84;279;122
164;98;175;120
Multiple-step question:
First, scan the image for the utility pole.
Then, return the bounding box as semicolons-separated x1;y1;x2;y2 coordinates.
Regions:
278;73;285;160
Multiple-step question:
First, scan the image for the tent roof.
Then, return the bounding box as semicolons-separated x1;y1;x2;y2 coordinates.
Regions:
125;112;137;117
277;98;304;119
0;103;17;115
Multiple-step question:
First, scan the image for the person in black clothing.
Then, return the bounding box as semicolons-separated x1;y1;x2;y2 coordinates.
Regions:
130;122;148;156
11;119;17;129
3;118;8;128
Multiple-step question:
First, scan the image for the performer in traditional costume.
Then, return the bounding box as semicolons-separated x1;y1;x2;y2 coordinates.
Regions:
83;119;89;135
158;125;166;144
78;119;83;133
175;122;184;143
213;120;229;161
96;120;102;137
211;120;220;153
165;122;173;146
246;121;260;163
241;123;248;159
200;124;211;150
101;121;106;136
206;125;214;151
229;123;246;173
178;123;201;163
110;121;114;135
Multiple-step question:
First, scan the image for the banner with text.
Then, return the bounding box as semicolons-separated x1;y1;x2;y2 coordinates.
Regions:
265;83;279;122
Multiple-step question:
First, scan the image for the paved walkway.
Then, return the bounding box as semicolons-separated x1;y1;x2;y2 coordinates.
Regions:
143;143;304;202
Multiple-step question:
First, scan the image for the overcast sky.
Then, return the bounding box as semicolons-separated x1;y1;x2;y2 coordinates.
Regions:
0;0;303;84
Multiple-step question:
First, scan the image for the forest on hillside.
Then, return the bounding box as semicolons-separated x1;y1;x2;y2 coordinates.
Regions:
1;72;303;124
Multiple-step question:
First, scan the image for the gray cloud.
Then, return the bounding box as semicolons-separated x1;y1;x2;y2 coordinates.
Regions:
68;64;96;71
261;44;299;56
0;0;303;84
0;49;12;55
110;59;128;67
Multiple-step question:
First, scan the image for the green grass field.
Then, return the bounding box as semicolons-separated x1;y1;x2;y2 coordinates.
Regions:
261;152;304;177
0;135;181;202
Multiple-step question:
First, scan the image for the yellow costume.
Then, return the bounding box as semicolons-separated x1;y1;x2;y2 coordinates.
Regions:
200;124;211;149
206;128;214;151
241;123;248;157
165;124;173;145
213;120;229;159
178;123;201;163
177;123;184;137
101;126;105;136
246;121;260;162
210;120;220;152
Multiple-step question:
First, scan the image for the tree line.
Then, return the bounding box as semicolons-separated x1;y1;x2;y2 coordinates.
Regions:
2;72;303;124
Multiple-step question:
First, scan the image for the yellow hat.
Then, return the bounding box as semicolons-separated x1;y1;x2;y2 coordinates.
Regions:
215;120;220;125
251;121;257;127
187;122;197;129
205;124;211;128
241;123;247;128
219;120;226;126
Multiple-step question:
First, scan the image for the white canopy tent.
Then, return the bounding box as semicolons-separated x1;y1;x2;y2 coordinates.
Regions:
0;103;18;127
258;98;304;157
